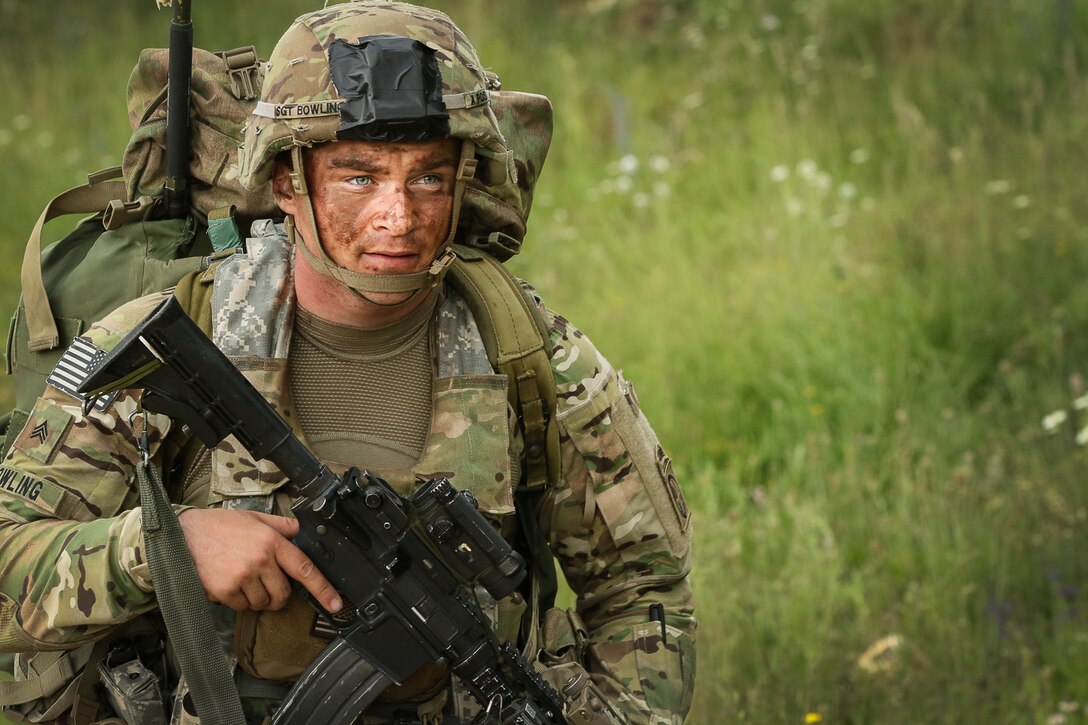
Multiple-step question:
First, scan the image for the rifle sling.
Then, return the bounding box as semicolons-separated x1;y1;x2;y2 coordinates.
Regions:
135;430;247;725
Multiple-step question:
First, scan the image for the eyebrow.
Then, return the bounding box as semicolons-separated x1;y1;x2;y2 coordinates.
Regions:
327;149;458;173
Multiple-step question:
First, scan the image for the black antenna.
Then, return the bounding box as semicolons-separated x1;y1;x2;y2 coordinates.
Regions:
163;0;193;219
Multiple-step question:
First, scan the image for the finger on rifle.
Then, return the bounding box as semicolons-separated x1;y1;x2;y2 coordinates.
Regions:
273;534;343;614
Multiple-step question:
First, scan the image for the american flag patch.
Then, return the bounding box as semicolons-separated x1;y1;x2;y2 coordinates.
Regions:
46;338;118;413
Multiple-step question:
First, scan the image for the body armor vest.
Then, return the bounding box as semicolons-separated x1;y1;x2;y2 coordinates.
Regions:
206;223;528;710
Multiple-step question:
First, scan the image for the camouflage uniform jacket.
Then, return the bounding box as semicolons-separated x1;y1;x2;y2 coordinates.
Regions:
0;222;696;724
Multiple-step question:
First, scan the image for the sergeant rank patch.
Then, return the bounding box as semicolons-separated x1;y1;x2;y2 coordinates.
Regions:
46;337;118;412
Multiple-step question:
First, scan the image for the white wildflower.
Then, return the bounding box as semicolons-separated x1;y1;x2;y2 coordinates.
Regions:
614;175;633;193
1073;394;1088;410
617;154;639;175
839;182;858;200
797;159;818;180
1076;427;1088;446
12;114;31;131
652;181;671;198
632;192;650;208
682;93;704;109
849;148;869;164
681;24;707;50
985;179;1012;195
1042;410;1068;432
770;165;790;182
760;13;781;31
649;155;670;174
1013;195;1030;209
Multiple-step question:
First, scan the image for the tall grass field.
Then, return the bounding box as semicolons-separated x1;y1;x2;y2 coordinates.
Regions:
2;1;1088;722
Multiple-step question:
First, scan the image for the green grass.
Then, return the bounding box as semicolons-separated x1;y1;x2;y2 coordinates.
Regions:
2;1;1088;722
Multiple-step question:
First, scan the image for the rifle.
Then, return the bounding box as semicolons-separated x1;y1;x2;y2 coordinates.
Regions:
79;296;567;724
163;0;192;219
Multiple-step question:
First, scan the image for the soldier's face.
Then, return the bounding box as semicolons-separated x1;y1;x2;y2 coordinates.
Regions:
276;137;458;284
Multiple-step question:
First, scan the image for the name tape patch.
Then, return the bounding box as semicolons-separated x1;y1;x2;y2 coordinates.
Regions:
253;100;343;119
47;337;118;413
0;466;44;502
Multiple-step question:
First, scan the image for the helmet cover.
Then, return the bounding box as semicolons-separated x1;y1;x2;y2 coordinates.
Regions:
237;0;506;192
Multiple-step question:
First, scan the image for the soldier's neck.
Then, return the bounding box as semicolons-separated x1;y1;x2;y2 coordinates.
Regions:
293;247;434;329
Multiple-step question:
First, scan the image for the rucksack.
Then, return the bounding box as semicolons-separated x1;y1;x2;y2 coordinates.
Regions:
2;45;276;453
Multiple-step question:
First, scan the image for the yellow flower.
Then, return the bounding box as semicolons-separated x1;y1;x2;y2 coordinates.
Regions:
805;714;823;724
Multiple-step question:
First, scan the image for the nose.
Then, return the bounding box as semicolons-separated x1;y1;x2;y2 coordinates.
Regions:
372;186;413;236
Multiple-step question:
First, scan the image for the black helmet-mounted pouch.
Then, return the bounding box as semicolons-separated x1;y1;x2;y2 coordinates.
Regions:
329;35;451;142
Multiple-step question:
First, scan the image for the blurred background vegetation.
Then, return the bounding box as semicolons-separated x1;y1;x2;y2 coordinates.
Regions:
2;0;1088;722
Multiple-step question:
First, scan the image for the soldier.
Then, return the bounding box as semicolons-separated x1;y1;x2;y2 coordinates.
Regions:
0;2;695;724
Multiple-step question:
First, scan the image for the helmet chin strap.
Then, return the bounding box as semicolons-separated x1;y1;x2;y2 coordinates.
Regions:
285;142;477;308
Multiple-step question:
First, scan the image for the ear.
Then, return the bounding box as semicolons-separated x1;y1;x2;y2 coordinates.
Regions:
272;157;298;217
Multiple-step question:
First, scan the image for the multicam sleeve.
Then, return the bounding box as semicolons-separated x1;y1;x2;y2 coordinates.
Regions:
0;294;177;652
540;309;697;725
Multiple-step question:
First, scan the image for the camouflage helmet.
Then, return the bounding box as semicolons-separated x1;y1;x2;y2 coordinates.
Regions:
237;0;509;193
236;0;546;302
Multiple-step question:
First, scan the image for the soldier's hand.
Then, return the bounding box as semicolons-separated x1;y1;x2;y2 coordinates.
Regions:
177;508;343;613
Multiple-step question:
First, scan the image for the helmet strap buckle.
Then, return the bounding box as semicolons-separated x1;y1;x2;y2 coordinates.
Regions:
427;247;457;283
457;157;478;181
289;146;309;195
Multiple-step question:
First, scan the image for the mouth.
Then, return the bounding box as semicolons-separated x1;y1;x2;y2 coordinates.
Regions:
361;250;422;274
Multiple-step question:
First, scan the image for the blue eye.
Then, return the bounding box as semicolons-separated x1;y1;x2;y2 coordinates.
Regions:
416;174;441;185
348;176;373;186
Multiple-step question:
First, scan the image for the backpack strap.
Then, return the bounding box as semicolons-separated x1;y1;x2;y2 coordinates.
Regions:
171;249;229;336
446;246;562;627
446;246;560;493
0;650;78;707
22;168;127;353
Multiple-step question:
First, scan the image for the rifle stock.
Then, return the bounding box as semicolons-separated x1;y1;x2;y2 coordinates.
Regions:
79;296;566;724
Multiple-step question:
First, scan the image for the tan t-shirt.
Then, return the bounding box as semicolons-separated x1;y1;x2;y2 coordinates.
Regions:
288;294;437;471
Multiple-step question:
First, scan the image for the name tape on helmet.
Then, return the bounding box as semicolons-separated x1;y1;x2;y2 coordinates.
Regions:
254;92;488;120
442;89;491;110
253;100;344;119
